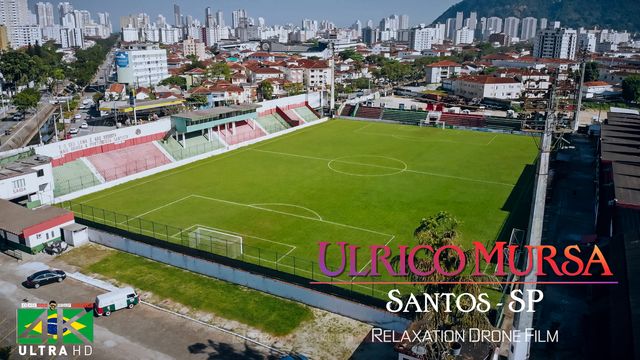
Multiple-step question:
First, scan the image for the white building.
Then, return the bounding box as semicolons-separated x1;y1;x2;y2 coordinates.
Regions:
9;25;41;48
578;32;597;52
485;17;503;37
116;43;169;86
425;60;461;84
0;155;54;204
453;75;523;100
454;27;474;45
60;26;82;48
34;2;54;26
409;25;444;51
533;28;577;60
504;17;520;39
182;37;206;60
520;17;537;41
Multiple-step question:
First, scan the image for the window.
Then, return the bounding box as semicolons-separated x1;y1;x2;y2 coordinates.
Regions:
45;233;49;240
37;169;44;177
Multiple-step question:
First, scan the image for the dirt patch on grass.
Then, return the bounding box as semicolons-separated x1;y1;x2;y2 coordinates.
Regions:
52;243;114;269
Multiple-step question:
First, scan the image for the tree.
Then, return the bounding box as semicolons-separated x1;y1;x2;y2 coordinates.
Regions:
159;75;187;89
283;82;304;96
13;88;41;111
187;94;208;106
0;51;41;92
257;80;274;100
583;62;600;82
206;62;231;81
338;48;364;62
622;75;640;103
391;212;494;360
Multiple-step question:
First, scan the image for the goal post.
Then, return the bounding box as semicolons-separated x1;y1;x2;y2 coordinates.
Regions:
188;227;244;258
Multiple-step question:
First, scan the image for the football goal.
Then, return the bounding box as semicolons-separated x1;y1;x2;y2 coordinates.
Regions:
187;226;244;258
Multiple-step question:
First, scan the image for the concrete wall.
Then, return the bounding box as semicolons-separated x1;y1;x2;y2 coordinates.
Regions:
89;228;410;332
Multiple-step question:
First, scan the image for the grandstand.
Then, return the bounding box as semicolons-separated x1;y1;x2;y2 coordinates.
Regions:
340;104;356;117
158;134;225;161
381;108;428;124
485;117;523;131
214;120;266;146
86;142;171;181
256;113;292;134
52;159;102;196
355;106;383;120
293;105;321;122
278;107;305;126
439;113;487;128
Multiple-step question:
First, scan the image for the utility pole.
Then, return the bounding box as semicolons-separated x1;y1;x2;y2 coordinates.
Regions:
573;48;588;132
329;42;335;117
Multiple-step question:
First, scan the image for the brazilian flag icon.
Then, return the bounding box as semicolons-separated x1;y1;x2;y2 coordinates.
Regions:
17;308;94;345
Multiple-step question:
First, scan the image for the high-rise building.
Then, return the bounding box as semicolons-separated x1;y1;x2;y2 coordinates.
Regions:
520;17;537;41
399;14;409;30
232;9;246;29
503;17;520;39
455;11;464;30
362;26;378;45
577;32;597;52
116;43;169;86
486;17;503;36
0;0;30;27
216;10;224;28
467;12;477;31
445;18;456;40
539;18;548;31
454;26;474;45
34;2;54;26
533;28;577;60
409;25;442;51
205;7;213;27
57;2;72;25
173;4;181;27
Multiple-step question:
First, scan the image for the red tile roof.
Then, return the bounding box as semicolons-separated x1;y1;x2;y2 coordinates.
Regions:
584;81;611;87
457;75;520;84
426;60;461;68
107;83;125;93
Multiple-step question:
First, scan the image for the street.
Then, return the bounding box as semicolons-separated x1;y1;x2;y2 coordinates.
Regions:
0;254;279;360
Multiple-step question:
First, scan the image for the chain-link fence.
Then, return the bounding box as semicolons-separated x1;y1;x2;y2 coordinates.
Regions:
59;200;406;302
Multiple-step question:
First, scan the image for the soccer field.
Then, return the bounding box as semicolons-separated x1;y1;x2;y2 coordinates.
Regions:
69;119;538;296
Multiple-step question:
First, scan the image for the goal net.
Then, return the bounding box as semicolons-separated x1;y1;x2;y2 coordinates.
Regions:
188;227;243;258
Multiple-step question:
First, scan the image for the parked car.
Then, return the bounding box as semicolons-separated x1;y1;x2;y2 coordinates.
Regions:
12;113;24;121
80;121;88;129
74;114;82;120
26;269;66;288
94;287;139;316
68;127;79;135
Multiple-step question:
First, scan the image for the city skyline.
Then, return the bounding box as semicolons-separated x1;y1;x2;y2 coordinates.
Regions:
26;0;459;27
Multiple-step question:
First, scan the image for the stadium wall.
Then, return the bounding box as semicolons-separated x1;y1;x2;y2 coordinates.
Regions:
257;92;321;116
87;227;411;332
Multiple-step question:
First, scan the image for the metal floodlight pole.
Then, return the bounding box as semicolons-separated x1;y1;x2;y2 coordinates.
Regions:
573;49;588;132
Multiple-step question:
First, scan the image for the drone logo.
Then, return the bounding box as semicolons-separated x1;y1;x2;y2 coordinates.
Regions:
17;301;93;345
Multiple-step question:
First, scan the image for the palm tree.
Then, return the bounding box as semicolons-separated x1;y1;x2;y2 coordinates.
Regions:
393;211;495;360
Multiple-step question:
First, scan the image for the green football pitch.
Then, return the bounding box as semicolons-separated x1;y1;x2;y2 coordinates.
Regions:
68;119;539;297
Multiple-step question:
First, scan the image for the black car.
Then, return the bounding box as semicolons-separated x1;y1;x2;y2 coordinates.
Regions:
26;270;66;288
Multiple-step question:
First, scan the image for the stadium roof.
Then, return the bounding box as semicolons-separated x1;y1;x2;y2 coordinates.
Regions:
175;104;261;122
602;111;640;207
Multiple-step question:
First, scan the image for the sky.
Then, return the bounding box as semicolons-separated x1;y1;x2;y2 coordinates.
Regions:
29;0;460;28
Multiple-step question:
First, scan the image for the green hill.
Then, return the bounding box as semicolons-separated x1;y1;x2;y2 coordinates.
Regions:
434;0;640;33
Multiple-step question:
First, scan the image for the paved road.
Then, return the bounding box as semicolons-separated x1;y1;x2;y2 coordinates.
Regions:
0;255;279;360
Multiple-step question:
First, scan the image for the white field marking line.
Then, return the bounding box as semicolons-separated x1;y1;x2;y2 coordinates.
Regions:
252;148;515;187
486;134;498;145
117;195;192;225
351;235;396;281
327;155;408;177
190;194;393;238
250;202;323;221
353;122;374;134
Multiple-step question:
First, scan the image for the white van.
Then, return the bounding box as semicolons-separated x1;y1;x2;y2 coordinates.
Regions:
93;287;139;316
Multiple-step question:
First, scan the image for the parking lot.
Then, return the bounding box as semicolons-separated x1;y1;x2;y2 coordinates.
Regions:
0;254;279;359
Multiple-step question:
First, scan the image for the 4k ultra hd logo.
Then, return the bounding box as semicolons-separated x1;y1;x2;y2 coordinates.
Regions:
16;301;94;357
